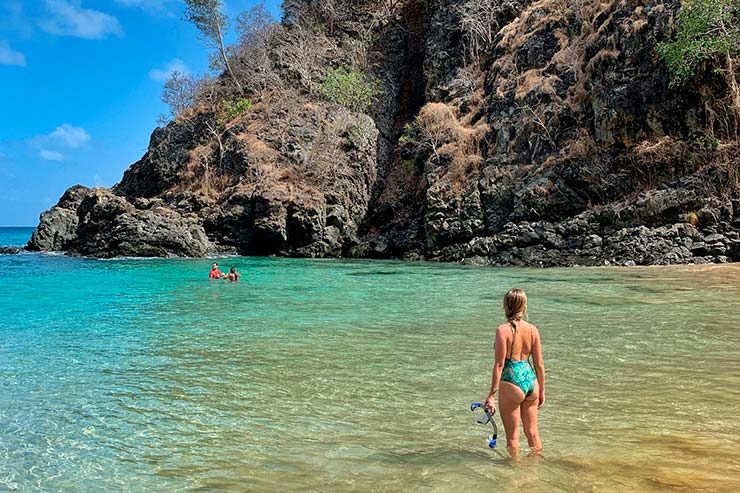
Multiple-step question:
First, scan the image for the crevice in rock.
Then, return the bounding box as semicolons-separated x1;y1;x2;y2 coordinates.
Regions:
364;0;431;231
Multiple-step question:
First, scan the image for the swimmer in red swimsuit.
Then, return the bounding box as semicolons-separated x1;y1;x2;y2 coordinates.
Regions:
209;262;224;279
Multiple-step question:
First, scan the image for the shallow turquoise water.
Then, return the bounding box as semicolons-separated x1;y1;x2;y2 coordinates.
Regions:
2;228;740;492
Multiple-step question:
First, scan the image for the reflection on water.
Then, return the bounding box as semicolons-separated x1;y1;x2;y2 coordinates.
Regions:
1;254;740;492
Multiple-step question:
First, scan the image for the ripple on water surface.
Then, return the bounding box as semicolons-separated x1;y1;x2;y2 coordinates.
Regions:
1;249;740;492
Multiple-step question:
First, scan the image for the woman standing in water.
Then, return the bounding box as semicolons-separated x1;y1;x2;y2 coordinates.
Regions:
485;288;545;457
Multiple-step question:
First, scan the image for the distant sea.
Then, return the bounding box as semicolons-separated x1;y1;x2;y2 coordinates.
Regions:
0;226;34;247
1;227;740;491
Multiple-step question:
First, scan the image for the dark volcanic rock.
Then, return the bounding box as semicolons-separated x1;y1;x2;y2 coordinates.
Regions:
28;0;740;266
360;0;740;267
115;115;213;199
30;188;213;258
0;247;22;255
27;185;91;251
72;190;212;258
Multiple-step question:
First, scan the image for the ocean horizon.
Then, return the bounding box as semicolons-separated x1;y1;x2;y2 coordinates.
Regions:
0;227;35;247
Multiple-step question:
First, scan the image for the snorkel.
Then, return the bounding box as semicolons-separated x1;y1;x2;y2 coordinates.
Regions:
470;402;498;448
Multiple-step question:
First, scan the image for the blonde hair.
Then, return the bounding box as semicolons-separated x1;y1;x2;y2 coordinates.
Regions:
503;288;528;331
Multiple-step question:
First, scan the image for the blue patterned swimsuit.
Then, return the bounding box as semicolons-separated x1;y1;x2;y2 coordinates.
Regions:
502;358;536;396
501;324;536;396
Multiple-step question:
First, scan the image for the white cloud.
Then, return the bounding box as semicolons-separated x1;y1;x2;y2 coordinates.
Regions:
149;58;190;82
49;124;91;148
26;124;91;161
40;149;65;161
40;0;123;40
0;40;26;66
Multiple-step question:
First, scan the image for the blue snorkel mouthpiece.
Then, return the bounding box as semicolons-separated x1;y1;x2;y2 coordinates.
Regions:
470;402;498;448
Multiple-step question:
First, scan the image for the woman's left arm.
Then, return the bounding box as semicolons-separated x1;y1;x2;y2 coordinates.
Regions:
485;326;507;413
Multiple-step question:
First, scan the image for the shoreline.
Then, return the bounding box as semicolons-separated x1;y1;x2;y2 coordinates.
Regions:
4;244;740;271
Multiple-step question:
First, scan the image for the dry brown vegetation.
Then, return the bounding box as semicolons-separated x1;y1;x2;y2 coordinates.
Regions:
706;141;740;192
174;84;377;208
560;128;598;161
491;0;645;110
181;144;234;197
455;0;515;64
415;101;489;187
514;69;560;100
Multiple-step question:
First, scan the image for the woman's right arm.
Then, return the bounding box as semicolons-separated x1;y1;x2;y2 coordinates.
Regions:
532;326;546;408
484;326;507;413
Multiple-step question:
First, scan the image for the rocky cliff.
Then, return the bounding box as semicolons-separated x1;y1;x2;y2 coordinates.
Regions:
28;0;740;266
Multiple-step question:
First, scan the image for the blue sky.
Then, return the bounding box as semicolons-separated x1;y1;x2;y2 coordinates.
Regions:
0;0;282;226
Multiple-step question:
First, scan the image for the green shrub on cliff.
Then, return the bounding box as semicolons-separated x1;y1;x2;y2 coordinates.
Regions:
658;0;740;86
346;121;371;149
398;123;415;145
222;97;253;121
320;66;379;113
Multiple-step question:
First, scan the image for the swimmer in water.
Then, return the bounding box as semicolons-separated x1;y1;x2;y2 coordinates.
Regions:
484;288;546;458
209;262;225;279
226;266;241;282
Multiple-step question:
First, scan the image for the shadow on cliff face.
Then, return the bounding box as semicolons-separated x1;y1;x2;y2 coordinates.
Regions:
361;0;432;255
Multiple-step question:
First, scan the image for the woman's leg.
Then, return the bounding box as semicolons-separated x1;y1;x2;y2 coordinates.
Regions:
498;381;524;458
520;380;542;453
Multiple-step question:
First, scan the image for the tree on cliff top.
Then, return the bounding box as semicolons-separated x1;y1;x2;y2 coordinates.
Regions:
281;0;304;25
236;4;275;48
162;71;198;119
184;0;243;93
233;4;282;98
659;0;740;136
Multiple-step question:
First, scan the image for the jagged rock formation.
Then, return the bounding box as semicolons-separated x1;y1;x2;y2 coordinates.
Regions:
29;0;740;266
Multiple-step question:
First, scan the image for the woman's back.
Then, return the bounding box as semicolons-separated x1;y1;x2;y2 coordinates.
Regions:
503;320;537;362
